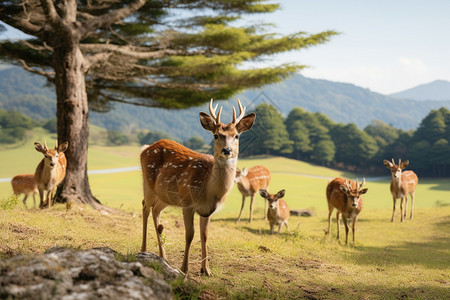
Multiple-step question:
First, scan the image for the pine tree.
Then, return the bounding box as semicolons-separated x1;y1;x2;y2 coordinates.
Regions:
0;1;336;208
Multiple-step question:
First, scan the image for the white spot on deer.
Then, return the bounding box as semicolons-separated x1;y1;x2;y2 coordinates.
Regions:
154;149;158;153
188;157;193;160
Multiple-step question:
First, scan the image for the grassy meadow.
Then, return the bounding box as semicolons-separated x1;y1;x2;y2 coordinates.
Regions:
0;132;449;299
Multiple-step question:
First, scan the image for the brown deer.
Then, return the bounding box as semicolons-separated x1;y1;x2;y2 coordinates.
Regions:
383;159;419;222
234;165;271;223
326;177;368;244
11;174;38;208
34;141;69;208
259;189;289;234
140;99;255;276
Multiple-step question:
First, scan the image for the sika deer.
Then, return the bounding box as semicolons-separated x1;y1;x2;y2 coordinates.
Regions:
384;159;419;222
11;174;38;208
234;165;271;223
259;189;289;234
326;177;368;244
140;99;255;276
34;141;69;208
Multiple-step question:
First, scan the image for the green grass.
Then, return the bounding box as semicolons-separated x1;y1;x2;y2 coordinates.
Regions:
0;137;449;299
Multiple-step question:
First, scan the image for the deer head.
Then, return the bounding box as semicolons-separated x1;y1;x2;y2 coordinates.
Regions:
259;189;285;209
339;178;368;208
34;140;69;169
234;167;248;183
384;158;409;179
199;99;255;161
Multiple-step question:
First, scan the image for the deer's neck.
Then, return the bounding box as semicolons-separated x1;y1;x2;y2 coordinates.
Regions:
208;156;237;196
392;173;403;195
197;156;237;217
237;177;251;194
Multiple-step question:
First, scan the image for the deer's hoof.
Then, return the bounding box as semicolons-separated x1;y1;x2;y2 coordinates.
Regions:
201;267;211;276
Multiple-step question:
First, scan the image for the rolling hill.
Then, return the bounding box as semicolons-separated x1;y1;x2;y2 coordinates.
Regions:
389;79;450;101
1;65;450;141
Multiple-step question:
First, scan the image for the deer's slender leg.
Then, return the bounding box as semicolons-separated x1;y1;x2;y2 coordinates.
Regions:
181;208;195;274
235;195;246;223
391;197;396;222
249;194;255;223
200;215;211;276
410;192;415;220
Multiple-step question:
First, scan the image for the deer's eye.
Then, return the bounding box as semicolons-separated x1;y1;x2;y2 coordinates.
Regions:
45;155;49;158
214;134;218;139
235;134;240;139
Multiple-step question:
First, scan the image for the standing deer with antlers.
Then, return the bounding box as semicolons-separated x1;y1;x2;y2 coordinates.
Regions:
11;174;38;208
384;159;418;222
326;177;368;245
140;99;255;276
34;141;69;208
234;165;271;223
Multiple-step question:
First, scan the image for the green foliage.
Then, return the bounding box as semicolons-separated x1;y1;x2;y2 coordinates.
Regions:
42;118;57;133
0;108;37;144
241;103;292;155
107;130;129;146
0;195;20;210
183;136;205;151
138;130;173;146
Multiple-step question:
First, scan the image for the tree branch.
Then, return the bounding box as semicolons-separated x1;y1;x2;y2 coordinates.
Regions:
40;0;60;27
19;59;55;82
80;43;201;59
81;0;147;38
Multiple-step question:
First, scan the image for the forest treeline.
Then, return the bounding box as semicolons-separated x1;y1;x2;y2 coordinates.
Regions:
1;104;449;177
239;103;450;177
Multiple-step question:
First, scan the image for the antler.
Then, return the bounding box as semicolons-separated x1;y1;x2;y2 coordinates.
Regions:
232;98;246;124
55;139;58;149
44;140;48;151
209;98;222;124
391;158;395;165
345;180;352;192
398;158;402;166
359;178;366;190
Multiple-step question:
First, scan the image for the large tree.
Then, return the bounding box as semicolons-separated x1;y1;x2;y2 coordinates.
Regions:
0;1;335;209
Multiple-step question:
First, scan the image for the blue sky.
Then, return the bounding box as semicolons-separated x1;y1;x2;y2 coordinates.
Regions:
2;0;449;95
251;0;450;94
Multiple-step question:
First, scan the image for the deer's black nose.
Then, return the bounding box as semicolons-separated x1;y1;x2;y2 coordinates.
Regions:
222;148;231;155
50;162;56;167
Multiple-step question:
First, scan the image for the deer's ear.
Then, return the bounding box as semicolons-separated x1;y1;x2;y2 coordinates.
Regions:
360;188;368;194
383;160;393;169
236;113;256;133
58;142;69;153
275;189;285;199
34;142;45;154
199;112;216;133
400;160;409;169
259;189;269;199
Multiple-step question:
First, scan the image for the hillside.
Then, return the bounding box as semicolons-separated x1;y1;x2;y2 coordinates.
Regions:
390;79;450;101
2;66;450;140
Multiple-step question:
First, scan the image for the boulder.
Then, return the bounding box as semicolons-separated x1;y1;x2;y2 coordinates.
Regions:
0;247;173;300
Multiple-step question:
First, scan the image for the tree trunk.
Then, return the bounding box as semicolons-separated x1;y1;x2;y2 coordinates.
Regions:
53;44;102;209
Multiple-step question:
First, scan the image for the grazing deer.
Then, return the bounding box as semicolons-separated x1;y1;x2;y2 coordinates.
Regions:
11;174;38;208
34;141;69;208
259;189;289;234
383;159;419;222
140;99;255;276
326;177;368;244
234;165;271;223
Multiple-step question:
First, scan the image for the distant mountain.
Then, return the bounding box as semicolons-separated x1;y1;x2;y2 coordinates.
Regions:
389;80;450;101
1;66;450;141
